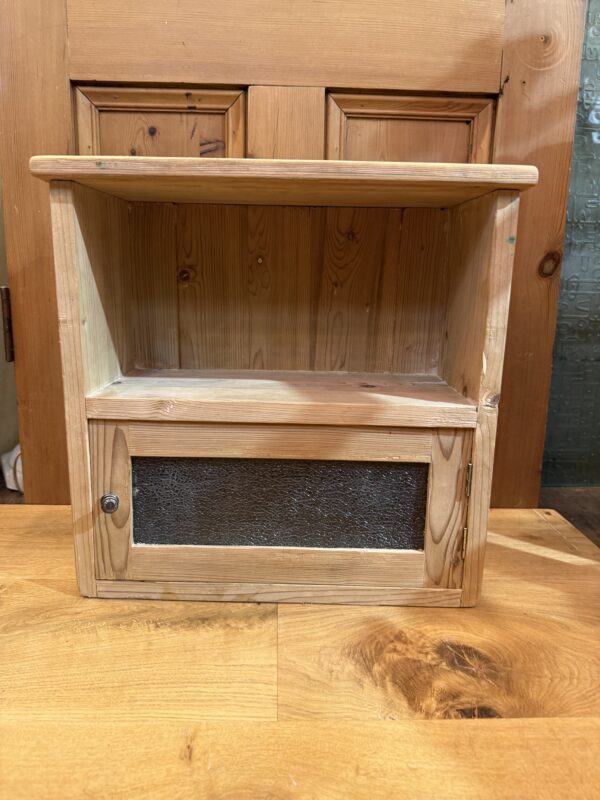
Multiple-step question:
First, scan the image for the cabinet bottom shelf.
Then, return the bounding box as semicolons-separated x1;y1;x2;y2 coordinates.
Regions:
85;369;477;428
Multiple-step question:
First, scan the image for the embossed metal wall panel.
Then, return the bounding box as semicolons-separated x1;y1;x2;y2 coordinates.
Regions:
132;457;428;549
543;0;600;486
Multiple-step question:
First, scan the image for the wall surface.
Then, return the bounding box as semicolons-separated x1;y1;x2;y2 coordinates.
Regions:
0;175;19;454
543;0;600;487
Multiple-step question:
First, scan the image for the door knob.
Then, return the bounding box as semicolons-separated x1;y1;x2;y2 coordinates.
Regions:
100;493;119;514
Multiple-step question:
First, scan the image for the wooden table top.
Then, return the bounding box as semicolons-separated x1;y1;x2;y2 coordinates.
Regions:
1;505;599;798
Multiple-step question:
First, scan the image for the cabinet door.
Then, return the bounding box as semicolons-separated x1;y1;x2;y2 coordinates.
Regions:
327;94;494;163
75;87;246;156
90;421;471;604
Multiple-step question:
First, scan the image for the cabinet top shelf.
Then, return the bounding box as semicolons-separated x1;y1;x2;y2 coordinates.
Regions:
30;156;538;208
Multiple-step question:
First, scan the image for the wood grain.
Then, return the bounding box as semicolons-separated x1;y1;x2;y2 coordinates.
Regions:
440;191;521;604
278;509;600;720
327;94;494;163
0;581;277;724
492;0;587;507
90;421;131;580
97;582;457;607
75;87;246;157
441;192;521;404
121;419;434;461
30;157;539;208
46;185;107;596
85;371;477;428
1;506;599;799
248;86;325;159
130;202;178;368
1;718;598;800
66;0;505;92
0;0;71;502
170;204;451;376
424;429;471;589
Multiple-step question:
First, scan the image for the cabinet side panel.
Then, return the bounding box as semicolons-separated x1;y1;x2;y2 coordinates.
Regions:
48;185;95;594
73;184;135;377
440;191;520;604
441;192;520;404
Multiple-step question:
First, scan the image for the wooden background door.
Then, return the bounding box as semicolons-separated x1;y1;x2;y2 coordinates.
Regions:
0;0;586;506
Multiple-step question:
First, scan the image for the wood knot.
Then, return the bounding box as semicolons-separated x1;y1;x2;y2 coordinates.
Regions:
538;251;562;278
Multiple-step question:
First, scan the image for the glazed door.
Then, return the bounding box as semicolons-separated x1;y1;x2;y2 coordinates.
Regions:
90;420;472;603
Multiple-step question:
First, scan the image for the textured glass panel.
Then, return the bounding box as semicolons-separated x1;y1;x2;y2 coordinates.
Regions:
132;457;428;550
543;0;600;486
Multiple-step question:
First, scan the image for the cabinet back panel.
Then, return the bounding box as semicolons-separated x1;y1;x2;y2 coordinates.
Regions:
131;203;450;374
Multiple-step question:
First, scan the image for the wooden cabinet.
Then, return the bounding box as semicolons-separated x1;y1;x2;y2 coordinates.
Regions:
32;155;536;605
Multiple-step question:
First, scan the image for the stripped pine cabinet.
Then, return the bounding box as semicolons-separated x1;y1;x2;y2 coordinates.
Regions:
33;156;536;605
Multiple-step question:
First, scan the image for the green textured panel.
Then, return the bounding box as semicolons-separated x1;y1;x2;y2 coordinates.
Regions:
543;0;600;487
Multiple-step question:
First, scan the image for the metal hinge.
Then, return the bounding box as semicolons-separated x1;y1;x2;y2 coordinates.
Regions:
461;527;469;560
465;462;473;498
1;287;14;362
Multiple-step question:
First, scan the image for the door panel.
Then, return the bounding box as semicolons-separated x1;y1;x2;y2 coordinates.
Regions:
327;94;494;163
90;420;471;591
75;87;246;156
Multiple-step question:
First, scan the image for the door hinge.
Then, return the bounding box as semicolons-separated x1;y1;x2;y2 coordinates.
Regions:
461;527;469;560
1;287;14;362
465;462;473;498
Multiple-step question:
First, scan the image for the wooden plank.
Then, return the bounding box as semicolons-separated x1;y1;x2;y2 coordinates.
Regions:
176;204;248;368
491;0;587;507
75;87;246;158
44;185;106;596
123;420;433;462
130;203;179;368
1;718;598;800
462;407;497;606
0;579;277;724
424;429;471;589
85;371;478;428
0;0;71;502
126;548;427;588
90;421;131;580
66;0;505;93
327;94;494;163
247;87;325;159
97;581;458;606
389;208;450;374
30;157;539;208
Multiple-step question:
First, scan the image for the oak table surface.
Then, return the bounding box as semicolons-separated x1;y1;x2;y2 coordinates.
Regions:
0;505;598;799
